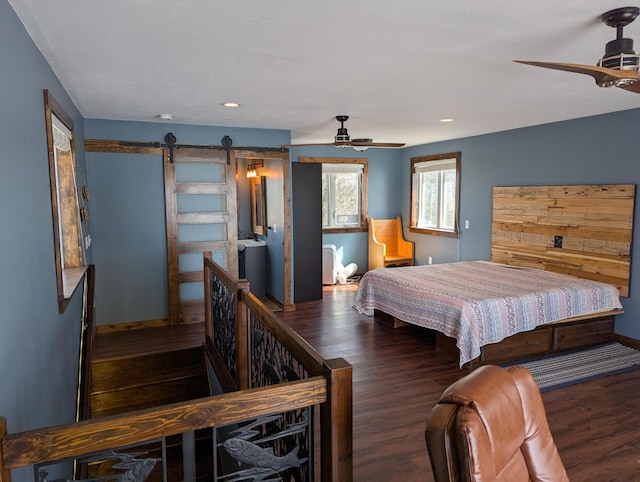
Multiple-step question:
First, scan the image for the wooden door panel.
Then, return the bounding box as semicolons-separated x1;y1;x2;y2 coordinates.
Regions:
165;149;237;324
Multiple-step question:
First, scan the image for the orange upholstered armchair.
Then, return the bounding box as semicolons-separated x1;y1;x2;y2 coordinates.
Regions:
425;365;568;482
368;216;414;270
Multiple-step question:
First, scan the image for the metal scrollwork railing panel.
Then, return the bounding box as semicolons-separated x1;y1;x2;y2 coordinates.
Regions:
214;407;313;482
35;439;167;482
250;312;310;389
210;271;237;381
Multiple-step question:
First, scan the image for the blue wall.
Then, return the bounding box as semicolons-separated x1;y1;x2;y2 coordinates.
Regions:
84;120;290;322
0;1;88;479
290;111;640;341
400;108;640;340
289;146;404;272
87;151;169;324
4;1;640;474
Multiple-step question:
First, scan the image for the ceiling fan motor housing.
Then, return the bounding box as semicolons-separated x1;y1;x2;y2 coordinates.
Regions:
599;38;640;70
335;115;350;144
597;6;640;86
335;126;350;143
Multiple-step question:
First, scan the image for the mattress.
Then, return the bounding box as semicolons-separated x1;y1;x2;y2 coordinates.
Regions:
353;261;622;366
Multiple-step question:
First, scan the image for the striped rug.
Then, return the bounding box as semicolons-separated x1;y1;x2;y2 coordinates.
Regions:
510;342;640;392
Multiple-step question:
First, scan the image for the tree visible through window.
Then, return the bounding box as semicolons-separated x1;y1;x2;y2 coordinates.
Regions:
322;164;363;227
410;152;460;237
300;157;368;233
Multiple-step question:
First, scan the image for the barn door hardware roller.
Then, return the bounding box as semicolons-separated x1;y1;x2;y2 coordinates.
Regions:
221;135;233;164
119;134;286;164
164;132;177;163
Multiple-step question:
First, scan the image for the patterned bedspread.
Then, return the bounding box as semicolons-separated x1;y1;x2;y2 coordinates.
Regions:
353;261;622;366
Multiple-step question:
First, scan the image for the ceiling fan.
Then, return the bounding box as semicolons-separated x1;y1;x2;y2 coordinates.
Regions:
514;6;640;94
281;115;405;151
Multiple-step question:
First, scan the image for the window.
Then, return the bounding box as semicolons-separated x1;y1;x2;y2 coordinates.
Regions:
410;152;460;237
322;163;363;228
44;90;86;313
300;157;368;233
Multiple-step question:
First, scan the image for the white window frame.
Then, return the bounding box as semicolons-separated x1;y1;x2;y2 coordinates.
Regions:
323;163;363;228
299;157;368;233
410;152;460;238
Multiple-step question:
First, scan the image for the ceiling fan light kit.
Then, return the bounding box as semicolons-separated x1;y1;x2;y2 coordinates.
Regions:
515;6;640;93
351;139;373;152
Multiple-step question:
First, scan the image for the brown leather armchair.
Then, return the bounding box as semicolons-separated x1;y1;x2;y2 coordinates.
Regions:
425;365;569;482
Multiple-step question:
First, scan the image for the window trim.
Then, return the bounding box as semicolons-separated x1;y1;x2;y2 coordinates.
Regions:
300;157;369;234
44;90;86;313
409;152;461;238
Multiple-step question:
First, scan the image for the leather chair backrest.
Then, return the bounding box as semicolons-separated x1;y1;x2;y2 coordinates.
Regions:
425;365;569;482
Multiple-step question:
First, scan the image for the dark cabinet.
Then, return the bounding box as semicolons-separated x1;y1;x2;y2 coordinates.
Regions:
239;244;266;297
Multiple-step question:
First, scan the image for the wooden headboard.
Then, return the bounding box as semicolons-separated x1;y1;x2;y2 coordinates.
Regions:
491;184;635;296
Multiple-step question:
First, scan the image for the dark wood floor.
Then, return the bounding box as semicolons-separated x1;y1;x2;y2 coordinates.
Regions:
280;284;640;482
93;284;640;481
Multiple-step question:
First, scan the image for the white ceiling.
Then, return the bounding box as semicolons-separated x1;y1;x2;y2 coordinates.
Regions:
8;0;640;147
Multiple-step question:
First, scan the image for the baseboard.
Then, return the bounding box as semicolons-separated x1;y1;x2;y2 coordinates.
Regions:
96;318;170;335
614;333;640;350
265;293;284;311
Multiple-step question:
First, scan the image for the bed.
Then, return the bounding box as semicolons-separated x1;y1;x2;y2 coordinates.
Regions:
354;261;622;366
355;184;634;367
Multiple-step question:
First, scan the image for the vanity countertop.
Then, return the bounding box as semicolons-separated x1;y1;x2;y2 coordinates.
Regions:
238;239;266;250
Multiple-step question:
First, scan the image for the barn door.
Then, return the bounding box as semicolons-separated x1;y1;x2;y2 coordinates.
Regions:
165;148;238;325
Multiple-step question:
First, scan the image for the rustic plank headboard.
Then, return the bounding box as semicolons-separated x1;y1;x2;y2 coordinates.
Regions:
491;184;635;296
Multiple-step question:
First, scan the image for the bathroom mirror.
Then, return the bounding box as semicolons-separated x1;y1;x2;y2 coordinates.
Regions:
251;175;267;235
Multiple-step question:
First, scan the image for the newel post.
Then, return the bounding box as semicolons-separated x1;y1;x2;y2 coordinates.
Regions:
203;252;213;342
236;281;251;391
320;358;353;481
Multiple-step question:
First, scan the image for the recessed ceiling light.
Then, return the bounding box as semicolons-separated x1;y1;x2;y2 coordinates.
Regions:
157;113;173;121
222;102;240;108
439;118;455;123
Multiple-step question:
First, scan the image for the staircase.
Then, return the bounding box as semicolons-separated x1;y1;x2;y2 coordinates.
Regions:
90;346;208;417
87;323;211;480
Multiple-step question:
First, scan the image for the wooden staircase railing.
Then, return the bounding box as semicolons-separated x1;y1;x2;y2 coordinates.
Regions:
203;251;353;481
0;379;325;479
0;256;352;481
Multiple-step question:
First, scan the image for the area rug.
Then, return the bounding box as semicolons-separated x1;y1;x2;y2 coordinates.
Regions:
509;342;640;392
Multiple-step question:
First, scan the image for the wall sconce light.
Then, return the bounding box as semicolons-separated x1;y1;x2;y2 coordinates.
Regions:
246;160;264;178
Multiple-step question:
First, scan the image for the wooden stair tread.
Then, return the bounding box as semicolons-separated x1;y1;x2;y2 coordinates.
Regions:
91;347;204;391
91;364;206;394
92;323;205;361
90;377;209;416
87;323;213;478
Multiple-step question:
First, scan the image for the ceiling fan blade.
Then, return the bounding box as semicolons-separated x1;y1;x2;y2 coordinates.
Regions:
352;141;406;148
280;142;337;147
514;60;640;94
281;141;405;148
514;60;638;85
514;60;640;87
282;116;406;149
